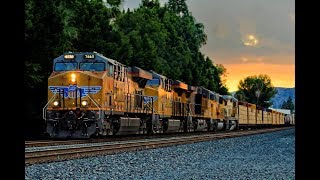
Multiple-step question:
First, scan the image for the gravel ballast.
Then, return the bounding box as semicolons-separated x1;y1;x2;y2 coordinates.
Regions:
25;128;295;179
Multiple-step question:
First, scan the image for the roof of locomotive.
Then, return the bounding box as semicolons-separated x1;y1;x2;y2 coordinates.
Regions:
172;80;188;90
222;95;238;102
149;70;168;79
54;52;121;65
55;52;237;103
129;66;153;80
222;95;232;100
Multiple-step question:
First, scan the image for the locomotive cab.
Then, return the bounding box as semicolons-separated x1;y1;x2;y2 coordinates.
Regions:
222;95;238;130
144;71;179;133
44;52;107;138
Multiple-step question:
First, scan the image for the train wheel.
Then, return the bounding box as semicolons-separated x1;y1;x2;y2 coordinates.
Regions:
236;122;240;130
207;123;211;132
212;121;217;133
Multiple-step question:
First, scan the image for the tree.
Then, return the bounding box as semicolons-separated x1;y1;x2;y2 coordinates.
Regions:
113;0;226;93
106;0;123;7
214;64;229;95
24;0;123;137
24;0;230;106
168;0;189;16
281;96;295;113
235;74;277;108
234;90;246;101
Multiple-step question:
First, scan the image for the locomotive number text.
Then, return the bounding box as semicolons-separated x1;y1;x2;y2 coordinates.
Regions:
84;54;95;59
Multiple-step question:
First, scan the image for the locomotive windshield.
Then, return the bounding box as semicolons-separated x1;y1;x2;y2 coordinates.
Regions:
54;62;78;71
80;62;105;71
146;79;160;86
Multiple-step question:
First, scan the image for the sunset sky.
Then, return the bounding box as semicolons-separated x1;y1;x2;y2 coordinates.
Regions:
123;0;295;92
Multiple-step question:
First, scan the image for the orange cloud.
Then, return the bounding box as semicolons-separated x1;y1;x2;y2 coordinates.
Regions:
223;63;295;92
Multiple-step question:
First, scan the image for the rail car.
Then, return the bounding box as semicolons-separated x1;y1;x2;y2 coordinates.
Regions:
43;52;293;139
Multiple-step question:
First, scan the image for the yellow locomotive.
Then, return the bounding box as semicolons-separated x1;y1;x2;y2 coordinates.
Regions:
43;52;288;138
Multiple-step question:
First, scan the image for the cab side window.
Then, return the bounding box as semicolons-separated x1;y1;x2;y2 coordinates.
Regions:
108;63;114;76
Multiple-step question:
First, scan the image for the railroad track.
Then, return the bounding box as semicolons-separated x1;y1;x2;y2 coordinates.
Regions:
25;130;236;148
25;127;292;165
25;140;90;148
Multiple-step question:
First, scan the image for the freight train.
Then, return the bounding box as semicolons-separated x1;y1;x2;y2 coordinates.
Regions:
43;52;294;138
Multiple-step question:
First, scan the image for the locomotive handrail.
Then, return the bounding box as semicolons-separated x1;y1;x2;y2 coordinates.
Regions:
183;105;192;116
43;91;57;120
145;101;158;114
87;95;102;119
141;95;157;114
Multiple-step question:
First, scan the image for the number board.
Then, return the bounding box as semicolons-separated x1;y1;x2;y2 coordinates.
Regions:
64;54;75;59
84;54;95;59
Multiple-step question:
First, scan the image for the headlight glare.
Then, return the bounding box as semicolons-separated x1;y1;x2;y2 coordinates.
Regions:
53;101;59;106
81;100;88;106
71;73;76;82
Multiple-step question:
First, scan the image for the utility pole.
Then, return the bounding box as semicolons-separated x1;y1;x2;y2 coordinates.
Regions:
255;82;261;125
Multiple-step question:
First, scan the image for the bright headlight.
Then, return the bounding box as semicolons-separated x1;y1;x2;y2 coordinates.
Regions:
81;100;88;106
71;73;76;82
53;101;59;106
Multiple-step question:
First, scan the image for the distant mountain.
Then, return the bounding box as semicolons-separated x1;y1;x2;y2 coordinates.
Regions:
230;87;295;109
271;87;295;108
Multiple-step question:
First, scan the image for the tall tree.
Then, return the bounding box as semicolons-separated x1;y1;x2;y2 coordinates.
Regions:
70;0;121;54
106;0;123;7
113;0;226;93
114;1;167;72
168;0;189;16
214;64;229;95
25;0;82;81
235;74;277;108
56;1;79;53
234;90;246;102
25;0;230;108
25;0;43;88
281;96;295;113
